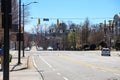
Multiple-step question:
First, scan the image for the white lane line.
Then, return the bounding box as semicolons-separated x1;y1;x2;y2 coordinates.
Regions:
100;70;106;72
63;77;69;80
32;56;39;69
114;73;120;76
57;72;61;76
52;68;56;71
39;56;52;68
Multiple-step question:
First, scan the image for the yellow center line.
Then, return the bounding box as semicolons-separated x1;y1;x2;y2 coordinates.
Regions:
59;55;120;73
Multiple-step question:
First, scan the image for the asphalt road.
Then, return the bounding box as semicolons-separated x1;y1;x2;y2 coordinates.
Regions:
32;51;120;80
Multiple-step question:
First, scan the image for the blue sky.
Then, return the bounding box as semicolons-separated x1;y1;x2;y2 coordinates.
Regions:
22;0;120;32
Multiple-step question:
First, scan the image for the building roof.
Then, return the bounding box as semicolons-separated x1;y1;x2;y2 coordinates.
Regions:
114;14;120;19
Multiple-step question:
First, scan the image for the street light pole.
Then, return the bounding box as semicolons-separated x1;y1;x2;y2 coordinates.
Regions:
18;0;21;64
1;0;12;80
22;3;25;57
22;2;38;57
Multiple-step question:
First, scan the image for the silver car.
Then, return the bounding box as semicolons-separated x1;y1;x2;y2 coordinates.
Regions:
101;48;111;56
47;46;53;51
37;47;43;51
25;47;30;51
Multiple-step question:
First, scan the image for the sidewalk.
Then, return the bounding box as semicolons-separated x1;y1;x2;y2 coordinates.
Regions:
0;47;41;80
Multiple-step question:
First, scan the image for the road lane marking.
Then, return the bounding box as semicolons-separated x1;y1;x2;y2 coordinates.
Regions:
52;68;56;71
63;76;69;80
59;55;120;73
32;56;39;70
39;56;52;68
57;72;61;76
114;73;120;76
32;56;45;80
100;70;106;72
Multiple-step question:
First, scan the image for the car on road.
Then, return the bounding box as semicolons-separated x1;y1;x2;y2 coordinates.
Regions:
101;48;111;56
37;47;43;51
47;46;53;51
25;47;30;51
11;48;15;51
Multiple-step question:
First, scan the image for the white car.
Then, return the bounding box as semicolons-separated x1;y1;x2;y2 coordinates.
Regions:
11;48;15;51
37;47;43;51
101;48;111;56
47;46;53;51
25;47;30;51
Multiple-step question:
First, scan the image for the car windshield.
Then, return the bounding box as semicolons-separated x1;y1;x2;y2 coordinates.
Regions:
102;48;110;51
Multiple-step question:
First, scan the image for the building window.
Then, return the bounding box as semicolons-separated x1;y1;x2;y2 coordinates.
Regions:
119;28;120;33
119;21;120;27
115;22;118;26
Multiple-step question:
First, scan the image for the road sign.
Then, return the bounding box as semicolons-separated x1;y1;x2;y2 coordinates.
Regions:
43;18;49;21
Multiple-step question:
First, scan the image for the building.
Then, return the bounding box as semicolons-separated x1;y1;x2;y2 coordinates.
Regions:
113;14;120;50
0;5;4;42
113;14;120;40
0;0;19;48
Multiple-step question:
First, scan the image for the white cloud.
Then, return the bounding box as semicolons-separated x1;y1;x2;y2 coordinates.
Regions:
24;25;34;33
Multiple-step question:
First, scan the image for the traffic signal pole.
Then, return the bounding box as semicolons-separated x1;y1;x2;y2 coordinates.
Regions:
1;0;12;80
22;4;25;57
18;0;21;64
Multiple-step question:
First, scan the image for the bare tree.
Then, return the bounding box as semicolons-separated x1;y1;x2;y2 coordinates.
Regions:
88;24;104;44
81;18;90;45
76;24;82;49
21;5;30;25
12;0;18;25
32;25;42;47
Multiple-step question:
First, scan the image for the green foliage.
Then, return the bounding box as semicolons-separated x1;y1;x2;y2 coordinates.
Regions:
68;32;74;39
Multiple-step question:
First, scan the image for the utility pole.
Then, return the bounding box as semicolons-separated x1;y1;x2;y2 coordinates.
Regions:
22;4;25;57
1;0;12;80
22;2;38;57
18;0;21;64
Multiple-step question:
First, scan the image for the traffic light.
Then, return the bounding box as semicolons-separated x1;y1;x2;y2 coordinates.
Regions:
38;18;40;24
43;18;49;21
20;27;23;33
57;19;59;26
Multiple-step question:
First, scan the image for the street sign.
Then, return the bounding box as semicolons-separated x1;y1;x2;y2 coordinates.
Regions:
43;18;49;21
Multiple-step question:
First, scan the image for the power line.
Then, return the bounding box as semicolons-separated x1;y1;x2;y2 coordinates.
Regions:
30;17;113;20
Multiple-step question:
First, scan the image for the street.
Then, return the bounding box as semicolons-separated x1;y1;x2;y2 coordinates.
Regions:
31;51;120;80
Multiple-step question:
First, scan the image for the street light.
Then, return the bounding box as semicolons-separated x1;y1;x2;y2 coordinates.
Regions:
18;1;38;64
22;1;38;57
18;0;22;65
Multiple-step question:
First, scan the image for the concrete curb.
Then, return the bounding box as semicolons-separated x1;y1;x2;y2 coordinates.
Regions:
28;56;35;69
